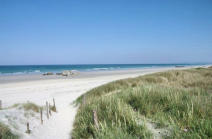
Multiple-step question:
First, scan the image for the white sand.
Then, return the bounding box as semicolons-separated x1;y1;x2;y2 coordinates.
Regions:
0;67;191;139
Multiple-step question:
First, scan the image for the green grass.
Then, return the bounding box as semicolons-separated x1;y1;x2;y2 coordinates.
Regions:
0;123;18;139
72;67;212;138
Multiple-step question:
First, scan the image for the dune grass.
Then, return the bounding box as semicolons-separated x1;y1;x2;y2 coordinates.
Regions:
72;67;212;138
12;102;41;113
0;102;41;139
0;123;18;139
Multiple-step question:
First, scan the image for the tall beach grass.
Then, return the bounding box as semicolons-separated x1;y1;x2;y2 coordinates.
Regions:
72;67;212;138
0;123;18;139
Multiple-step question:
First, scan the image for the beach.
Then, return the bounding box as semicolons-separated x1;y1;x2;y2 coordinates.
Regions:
0;66;200;139
1;0;211;138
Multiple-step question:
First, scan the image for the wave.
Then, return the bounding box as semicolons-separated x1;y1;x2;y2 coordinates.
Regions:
0;70;41;75
34;70;41;73
92;68;109;71
85;67;122;71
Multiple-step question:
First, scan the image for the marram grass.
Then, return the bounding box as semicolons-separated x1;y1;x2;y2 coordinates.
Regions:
12;102;41;113
0;123;18;139
72;67;212;138
0;102;41;138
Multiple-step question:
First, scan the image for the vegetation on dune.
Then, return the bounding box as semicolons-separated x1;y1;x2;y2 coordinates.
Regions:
0;123;18;139
72;96;152;138
12;102;41;113
72;67;212;138
0;102;41;139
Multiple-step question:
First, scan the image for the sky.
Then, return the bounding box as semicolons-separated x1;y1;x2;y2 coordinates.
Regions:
0;0;212;65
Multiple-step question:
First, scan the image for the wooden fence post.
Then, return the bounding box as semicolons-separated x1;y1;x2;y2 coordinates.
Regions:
26;122;31;134
83;95;86;105
40;108;43;124
53;98;56;112
93;110;99;129
46;101;49;119
49;103;52;116
0;100;2;109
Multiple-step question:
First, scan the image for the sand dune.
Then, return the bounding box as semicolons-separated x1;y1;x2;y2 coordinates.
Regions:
0;67;190;139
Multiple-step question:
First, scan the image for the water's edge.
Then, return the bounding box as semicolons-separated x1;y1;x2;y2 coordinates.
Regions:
0;64;207;75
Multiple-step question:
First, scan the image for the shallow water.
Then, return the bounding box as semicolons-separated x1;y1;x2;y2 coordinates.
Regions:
0;64;203;75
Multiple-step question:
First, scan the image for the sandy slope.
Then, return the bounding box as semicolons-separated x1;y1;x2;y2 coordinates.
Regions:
0;67;185;139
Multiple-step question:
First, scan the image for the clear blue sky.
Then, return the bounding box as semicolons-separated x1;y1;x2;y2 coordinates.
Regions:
0;0;212;65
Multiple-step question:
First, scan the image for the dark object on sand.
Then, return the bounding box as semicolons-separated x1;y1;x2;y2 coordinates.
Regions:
43;72;54;76
175;66;185;68
52;98;57;112
46;101;49;119
40;108;43;124
25;122;31;134
56;73;62;75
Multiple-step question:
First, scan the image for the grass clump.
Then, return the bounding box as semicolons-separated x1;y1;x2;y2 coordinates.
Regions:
0;123;18;139
72;67;212;138
12;102;41;113
72;96;151;139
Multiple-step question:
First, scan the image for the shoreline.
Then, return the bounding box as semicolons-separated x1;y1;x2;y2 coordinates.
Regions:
0;66;204;84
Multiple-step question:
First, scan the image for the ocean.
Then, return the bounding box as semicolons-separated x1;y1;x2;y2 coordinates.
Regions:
0;64;205;75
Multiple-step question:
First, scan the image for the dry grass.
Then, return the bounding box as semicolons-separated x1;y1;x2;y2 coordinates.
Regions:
12;102;41;113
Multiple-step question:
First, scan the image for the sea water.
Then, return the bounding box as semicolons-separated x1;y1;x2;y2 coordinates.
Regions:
0;64;206;75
